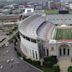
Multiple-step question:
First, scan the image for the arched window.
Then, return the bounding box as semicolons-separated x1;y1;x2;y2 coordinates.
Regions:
51;47;54;51
68;49;69;56
35;51;38;59
47;49;49;56
32;50;34;58
63;48;65;55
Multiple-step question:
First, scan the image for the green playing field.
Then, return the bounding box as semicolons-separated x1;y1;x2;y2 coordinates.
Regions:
55;28;72;40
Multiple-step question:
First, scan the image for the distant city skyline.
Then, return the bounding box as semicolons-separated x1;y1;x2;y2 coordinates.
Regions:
0;0;71;4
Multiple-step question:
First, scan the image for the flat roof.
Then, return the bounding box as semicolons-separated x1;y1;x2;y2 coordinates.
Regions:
0;14;20;20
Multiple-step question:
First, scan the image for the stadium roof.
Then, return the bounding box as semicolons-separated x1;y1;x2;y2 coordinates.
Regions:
46;14;72;25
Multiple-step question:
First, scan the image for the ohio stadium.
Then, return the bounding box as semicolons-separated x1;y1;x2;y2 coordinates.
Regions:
18;13;72;61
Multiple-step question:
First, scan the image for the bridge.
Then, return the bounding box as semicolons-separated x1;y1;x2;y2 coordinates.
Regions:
0;30;18;47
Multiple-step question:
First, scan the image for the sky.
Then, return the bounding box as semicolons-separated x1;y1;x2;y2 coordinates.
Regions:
0;0;47;2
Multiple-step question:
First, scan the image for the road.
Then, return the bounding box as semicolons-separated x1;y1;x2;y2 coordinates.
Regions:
0;30;18;47
0;43;42;72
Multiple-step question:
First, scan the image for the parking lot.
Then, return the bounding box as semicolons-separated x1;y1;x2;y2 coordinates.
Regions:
0;42;42;72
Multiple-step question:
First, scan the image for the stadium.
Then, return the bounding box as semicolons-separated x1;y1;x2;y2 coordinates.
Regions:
18;13;72;61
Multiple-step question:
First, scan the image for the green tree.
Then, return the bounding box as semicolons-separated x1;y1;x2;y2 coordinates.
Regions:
44;56;58;68
54;65;60;72
68;66;72;72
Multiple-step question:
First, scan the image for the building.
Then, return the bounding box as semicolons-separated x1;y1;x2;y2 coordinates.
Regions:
18;12;72;61
0;14;20;26
34;4;43;10
22;7;34;15
2;9;12;15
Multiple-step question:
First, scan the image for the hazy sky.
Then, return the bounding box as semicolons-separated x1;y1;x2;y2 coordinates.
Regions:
0;0;67;3
1;0;47;2
18;0;47;2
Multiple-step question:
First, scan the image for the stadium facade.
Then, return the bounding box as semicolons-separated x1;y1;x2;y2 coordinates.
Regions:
18;14;72;61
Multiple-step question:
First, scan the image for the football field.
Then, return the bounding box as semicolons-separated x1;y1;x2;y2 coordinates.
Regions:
55;28;72;40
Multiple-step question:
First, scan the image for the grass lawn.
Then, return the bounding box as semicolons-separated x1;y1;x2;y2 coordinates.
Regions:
44;9;58;15
43;67;54;72
55;28;72;40
44;9;72;15
43;65;60;72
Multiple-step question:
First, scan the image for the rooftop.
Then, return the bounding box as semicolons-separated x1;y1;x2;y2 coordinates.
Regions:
46;14;72;24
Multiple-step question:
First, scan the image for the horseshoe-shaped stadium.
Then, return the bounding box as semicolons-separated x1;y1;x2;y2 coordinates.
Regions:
18;14;72;61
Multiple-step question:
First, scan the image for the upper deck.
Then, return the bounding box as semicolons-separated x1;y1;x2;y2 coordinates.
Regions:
19;14;45;39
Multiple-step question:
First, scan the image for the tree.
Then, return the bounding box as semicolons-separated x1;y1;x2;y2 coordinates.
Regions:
68;66;72;72
44;56;58;68
54;65;60;72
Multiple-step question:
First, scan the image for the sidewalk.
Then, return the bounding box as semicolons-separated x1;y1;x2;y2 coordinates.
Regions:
58;57;72;72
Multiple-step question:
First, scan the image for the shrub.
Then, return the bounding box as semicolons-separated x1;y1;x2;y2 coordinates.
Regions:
68;66;72;72
31;61;40;66
53;65;60;72
23;56;41;68
44;56;58;68
16;51;21;57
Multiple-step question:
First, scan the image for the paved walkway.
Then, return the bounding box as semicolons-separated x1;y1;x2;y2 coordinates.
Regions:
58;57;72;72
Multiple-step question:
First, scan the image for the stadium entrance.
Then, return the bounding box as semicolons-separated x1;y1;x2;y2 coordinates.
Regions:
59;44;70;56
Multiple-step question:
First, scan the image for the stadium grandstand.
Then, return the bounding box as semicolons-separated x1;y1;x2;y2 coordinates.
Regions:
18;12;72;61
